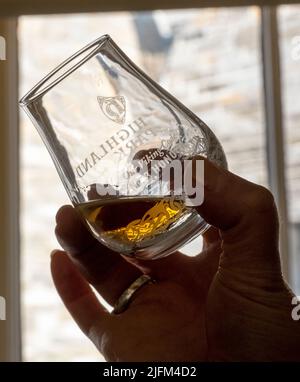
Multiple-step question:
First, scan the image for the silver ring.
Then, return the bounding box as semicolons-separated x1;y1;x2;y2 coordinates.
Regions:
112;275;154;314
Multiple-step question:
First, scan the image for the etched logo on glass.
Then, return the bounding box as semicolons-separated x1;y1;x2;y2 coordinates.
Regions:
97;95;126;124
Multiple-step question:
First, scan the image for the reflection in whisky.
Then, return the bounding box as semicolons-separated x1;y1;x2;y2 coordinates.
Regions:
76;196;188;254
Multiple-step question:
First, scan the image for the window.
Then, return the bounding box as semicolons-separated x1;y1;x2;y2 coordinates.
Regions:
279;4;300;294
0;0;298;362
19;7;265;361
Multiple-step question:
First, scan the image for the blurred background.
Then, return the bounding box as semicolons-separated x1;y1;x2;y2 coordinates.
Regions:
0;0;299;361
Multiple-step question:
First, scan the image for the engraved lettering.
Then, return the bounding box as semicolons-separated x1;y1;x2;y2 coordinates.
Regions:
99;144;108;157
76;165;85;178
75;117;148;179
105;135;119;151
90;152;101;165
116;129;130;142
83;158;93;173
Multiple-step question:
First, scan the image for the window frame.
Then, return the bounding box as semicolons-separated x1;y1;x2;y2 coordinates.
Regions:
0;18;21;362
261;7;290;278
0;0;299;16
0;0;298;361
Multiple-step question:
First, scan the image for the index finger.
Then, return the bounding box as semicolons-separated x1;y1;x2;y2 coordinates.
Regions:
191;156;281;273
55;205;142;305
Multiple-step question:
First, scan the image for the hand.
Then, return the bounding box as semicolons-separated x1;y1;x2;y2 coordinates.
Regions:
51;157;300;361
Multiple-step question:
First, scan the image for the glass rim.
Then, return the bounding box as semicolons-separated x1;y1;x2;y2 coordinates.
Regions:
19;34;111;107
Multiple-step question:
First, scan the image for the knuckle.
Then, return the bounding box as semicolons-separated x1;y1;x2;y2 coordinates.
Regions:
55;204;73;223
244;185;276;214
88;325;114;359
98;331;111;356
54;224;65;246
54;223;62;238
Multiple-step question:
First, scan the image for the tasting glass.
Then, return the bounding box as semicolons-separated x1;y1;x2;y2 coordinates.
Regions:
20;35;227;260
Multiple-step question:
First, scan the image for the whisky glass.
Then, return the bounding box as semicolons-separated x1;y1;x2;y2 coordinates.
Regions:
20;35;227;260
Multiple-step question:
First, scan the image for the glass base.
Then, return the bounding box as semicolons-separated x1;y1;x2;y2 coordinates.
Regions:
122;211;209;260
